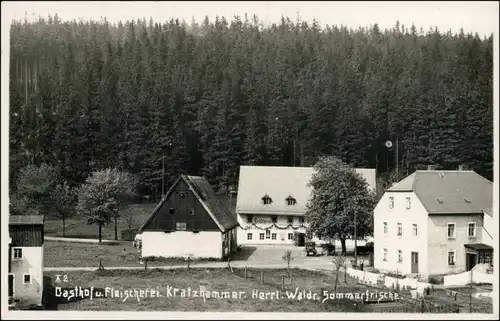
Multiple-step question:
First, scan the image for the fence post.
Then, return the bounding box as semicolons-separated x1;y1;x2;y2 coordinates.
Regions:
421;299;424;313
281;275;285;291
144;258;148;270
396;269;399;292
244;266;247;279
260;270;264;284
187;256;190;271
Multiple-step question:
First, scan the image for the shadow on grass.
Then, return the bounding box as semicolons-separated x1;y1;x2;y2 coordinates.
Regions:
231;246;257;261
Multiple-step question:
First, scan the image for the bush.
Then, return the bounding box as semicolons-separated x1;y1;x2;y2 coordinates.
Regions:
428;276;443;284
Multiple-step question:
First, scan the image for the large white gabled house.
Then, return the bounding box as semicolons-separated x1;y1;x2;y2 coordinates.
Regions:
235;165;377;246
373;169;494;281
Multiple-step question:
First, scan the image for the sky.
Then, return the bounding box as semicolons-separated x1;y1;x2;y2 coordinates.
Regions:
1;1;499;37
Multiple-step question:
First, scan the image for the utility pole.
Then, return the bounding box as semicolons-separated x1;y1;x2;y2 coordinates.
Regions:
396;133;399;181
162;153;165;198
469;268;473;313
293;127;296;167
354;211;357;267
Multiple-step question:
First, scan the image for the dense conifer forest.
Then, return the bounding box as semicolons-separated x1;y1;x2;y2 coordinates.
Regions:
9;14;494;198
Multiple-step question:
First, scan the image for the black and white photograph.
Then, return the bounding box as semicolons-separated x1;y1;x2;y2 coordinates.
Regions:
1;1;498;319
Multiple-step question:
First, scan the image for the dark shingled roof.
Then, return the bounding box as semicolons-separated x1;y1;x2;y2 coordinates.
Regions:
388;170;492;214
183;175;238;232
9;215;45;225
139;175;238;233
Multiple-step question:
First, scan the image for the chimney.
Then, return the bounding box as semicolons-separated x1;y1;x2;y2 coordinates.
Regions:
458;164;467;171
427;165;436;170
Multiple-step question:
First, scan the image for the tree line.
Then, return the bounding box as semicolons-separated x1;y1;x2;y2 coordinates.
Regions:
11;162;137;241
9;14;494;201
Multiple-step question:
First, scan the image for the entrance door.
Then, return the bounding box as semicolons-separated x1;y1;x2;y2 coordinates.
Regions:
298;233;306;247
411;252;419;273
8;274;14;297
466;253;477;271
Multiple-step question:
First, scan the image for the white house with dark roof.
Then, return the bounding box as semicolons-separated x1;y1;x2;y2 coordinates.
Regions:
373;169;494;281
9;215;45;308
235;165;377;246
138;175;239;259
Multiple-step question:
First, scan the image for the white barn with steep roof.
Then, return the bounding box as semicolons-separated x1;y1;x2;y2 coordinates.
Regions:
235;166;376;246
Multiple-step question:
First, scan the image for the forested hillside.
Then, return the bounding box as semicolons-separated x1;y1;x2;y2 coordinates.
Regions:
9;14;494;198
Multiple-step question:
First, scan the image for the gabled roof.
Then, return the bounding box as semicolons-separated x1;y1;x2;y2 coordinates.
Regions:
9;215;45;225
139;175;238;233
236;166;376;215
387;170;492;214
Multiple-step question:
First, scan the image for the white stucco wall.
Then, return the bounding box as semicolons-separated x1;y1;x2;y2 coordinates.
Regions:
10;245;44;306
237;213;306;245
427;213;483;276
482;213;495;248
141;231;223;259
374;192;429;278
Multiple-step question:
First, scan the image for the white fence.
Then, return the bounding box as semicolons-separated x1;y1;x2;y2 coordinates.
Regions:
345;267;432;297
442;270;493;287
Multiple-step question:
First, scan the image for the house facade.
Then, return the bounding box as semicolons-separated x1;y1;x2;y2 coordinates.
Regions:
138;175;239;259
9;215;45;308
373;170;493;280
235;166;377;246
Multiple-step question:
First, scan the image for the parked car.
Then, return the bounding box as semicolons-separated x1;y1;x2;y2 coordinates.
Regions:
133;233;142;249
321;243;336;256
305;241;317;256
356;241;374;255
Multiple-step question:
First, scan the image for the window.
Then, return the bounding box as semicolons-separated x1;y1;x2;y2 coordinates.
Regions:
448;251;456;266
169;208;175;214
398;250;403;263
389;196;394;209
287;216;294;224
247;233;253;240
447;223;456;238
286;196;297;206
397;223;402;236
176;222;187;231
259;233;265;240
262;195;273;205
247;215;253;224
405;197;411;209
468;222;476;237
189;208;195;215
479;251;492;264
271;233;277;240
23;274;31;284
288;233;294;240
271;216;277;223
265;230;270;239
13;248;22;259
300;216;305;224
383;222;388;235
412;224;418;236
383;249;388;261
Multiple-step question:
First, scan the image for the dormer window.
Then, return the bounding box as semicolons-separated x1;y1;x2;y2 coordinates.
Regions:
286;196;297;206
262;194;273;205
